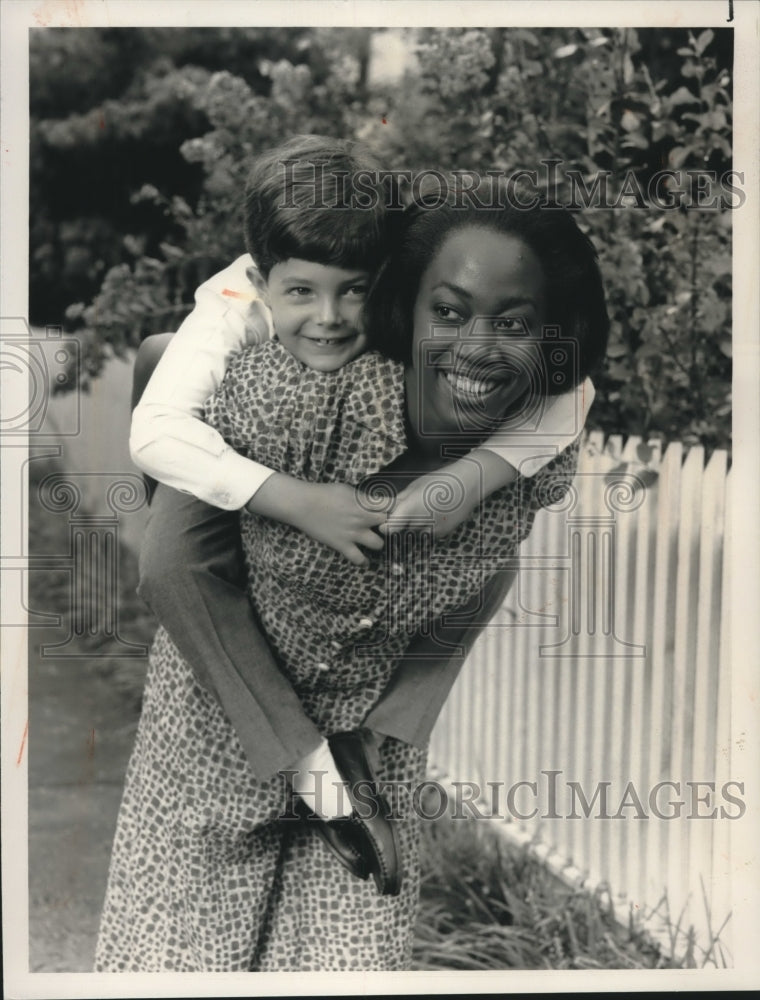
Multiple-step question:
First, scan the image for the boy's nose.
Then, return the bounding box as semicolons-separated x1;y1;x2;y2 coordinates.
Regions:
316;295;341;327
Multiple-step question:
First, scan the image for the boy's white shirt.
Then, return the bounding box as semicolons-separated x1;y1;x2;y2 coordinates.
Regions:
130;255;276;509
130;254;595;510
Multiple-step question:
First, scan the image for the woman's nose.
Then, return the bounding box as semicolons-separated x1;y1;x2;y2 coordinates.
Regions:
467;316;501;339
454;337;496;364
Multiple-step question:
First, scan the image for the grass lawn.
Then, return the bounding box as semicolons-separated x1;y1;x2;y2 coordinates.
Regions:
414;813;675;970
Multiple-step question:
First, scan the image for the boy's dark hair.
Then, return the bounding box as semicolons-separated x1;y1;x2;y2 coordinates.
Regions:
244;134;397;279
368;178;609;390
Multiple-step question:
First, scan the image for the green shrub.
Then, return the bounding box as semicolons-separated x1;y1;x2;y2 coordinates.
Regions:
32;27;732;452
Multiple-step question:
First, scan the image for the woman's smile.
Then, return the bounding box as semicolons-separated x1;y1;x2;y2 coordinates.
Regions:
443;370;498;397
437;351;524;403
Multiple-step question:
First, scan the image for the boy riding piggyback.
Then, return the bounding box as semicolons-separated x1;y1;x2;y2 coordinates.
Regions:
129;134;593;828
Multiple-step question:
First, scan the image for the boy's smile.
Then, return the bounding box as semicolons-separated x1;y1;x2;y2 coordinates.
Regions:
266;258;372;372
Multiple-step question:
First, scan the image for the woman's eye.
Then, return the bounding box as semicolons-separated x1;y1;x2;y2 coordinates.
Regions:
344;285;368;298
492;316;526;333
434;305;464;322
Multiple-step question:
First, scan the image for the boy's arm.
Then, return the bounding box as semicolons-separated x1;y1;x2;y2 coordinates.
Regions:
381;378;594;538
129;255;277;510
246;476;385;567
479;376;594;478
131;257;386;561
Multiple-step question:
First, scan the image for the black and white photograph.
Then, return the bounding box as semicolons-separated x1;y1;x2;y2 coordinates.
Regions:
1;0;758;995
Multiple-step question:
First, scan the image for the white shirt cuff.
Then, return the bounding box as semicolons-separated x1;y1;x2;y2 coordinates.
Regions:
214;449;276;510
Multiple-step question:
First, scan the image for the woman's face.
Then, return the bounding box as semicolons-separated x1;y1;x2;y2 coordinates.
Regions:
407;225;547;447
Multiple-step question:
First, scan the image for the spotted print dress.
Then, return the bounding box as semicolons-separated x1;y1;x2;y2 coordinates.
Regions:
95;342;578;972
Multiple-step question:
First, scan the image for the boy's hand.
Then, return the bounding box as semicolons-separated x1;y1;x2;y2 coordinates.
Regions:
379;450;520;540
379;461;480;540
247;475;386;566
297;482;387;566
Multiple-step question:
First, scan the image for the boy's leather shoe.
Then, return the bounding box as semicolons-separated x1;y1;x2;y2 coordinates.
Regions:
328;728;402;896
291;796;369;881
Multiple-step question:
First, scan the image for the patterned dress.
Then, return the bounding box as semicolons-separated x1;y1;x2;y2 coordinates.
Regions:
95;342;578;972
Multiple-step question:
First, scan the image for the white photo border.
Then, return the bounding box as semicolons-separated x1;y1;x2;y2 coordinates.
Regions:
2;1;758;996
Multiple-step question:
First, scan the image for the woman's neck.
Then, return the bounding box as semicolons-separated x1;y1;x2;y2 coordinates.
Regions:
402;366;436;464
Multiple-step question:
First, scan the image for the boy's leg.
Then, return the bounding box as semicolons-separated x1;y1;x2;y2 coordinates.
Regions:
138;482;323;778
363;569;517;748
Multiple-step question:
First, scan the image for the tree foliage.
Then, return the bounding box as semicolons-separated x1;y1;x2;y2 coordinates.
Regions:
30;26;733;451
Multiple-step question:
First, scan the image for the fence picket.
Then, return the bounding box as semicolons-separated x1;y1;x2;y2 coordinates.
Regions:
712;469;733;960
639;440;682;914
687;449;728;946
665;445;704;923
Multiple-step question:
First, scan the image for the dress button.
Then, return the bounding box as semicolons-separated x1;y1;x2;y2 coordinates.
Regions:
358;617;374;630
316;661;330;672
391;562;404;577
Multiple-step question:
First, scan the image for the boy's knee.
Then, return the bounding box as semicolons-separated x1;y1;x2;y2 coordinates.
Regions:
132;333;174;410
138;491;245;610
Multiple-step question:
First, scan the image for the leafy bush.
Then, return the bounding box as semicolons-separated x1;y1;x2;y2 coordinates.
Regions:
31;27;732;452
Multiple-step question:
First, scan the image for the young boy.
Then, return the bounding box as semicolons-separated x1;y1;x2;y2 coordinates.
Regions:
130;135;593;823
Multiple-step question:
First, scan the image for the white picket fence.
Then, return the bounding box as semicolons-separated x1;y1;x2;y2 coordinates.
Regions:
429;431;732;965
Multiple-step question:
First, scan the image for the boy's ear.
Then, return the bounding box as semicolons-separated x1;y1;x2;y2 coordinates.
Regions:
246;264;271;305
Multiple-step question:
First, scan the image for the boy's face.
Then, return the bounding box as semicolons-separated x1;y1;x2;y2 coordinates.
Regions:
266;258;372;372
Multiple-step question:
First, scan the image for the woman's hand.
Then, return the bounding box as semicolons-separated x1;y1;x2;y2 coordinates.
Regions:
247;474;386;566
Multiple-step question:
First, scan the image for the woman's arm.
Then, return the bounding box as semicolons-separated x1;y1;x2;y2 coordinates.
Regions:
363;569;517;747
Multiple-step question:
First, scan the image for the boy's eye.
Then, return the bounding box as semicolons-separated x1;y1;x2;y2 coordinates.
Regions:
287;286;313;297
433;304;464;323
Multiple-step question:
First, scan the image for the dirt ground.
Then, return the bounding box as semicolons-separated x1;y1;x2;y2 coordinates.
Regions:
28;653;143;972
25;346;149;972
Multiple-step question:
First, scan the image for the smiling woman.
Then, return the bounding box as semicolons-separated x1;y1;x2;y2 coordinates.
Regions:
368;186;608;462
409;227;547;440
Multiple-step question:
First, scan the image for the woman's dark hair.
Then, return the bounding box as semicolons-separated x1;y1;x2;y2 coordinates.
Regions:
243;134;397;279
368;177;609;390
